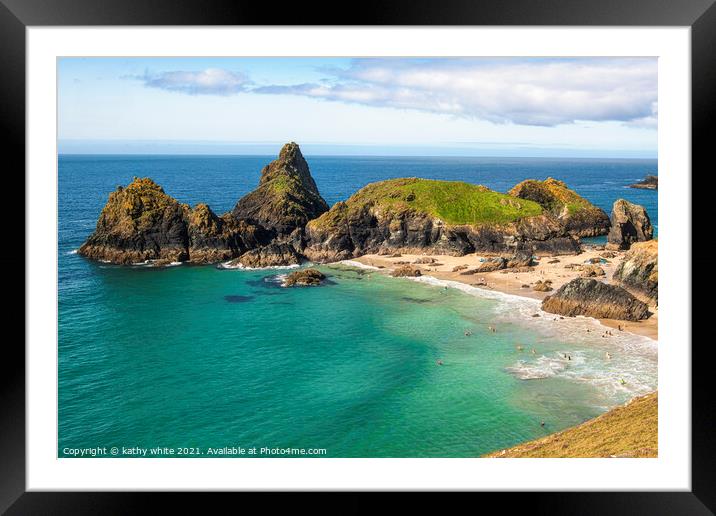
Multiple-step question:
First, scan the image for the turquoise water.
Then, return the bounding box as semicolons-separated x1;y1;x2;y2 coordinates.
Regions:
58;155;658;458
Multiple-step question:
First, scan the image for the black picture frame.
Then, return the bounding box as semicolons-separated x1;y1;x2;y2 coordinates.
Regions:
2;0;711;512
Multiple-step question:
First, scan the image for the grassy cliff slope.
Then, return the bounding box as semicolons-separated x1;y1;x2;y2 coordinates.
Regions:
485;392;657;458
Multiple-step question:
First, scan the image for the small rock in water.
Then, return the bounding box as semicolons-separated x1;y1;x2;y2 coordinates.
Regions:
283;268;326;287
224;295;255;303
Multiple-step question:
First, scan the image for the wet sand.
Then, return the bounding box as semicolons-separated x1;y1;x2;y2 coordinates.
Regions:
351;247;658;340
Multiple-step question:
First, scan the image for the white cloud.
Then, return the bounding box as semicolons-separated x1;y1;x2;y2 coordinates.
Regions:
254;58;657;127
136;68;251;95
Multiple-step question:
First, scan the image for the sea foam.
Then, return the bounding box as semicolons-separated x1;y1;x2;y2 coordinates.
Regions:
218;260;301;271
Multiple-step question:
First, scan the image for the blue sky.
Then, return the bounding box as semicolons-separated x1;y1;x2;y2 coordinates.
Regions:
58;57;657;158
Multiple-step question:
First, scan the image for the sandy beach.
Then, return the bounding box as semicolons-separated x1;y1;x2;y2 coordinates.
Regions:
351;246;658;340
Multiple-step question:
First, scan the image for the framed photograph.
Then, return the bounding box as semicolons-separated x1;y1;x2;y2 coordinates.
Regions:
5;0;711;511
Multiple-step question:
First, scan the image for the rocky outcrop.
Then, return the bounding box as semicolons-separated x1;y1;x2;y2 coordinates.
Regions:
187;204;272;263
580;264;606;277
533;280;553;292
78;178;190;264
232;142;328;239
542;278;650;321
629;175;658;190
226;243;301;269
607;199;653;250
612;240;658;303
475;257;508;273
81;148;610;269
283;268;325;287
80;143;328;266
304;178;581;262
509;178;610;237
391;264;422;277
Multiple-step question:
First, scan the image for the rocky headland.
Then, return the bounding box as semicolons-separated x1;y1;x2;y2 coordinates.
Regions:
509;178;611;237
79;142;328;266
629;175;658;190
303;177;583;263
80;159;601;267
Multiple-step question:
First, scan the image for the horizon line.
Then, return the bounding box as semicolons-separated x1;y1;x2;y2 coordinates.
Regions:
57;152;658;161
57;140;657;160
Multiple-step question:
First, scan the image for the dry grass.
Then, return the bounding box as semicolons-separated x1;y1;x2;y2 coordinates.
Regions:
485;392;658;458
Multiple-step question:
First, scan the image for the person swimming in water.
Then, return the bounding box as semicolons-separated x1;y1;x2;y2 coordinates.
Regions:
531;348;536;354
516;345;523;351
436;359;444;366
606;352;612;359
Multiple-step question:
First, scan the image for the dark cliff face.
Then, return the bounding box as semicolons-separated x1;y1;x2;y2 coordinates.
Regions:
187;204;272;263
232;142;329;238
509;178;611;238
542;277;650;321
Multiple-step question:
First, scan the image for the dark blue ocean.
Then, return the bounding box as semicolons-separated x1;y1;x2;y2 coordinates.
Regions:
58;155;658;458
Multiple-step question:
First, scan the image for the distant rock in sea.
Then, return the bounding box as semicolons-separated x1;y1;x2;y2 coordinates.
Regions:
629;175;658;190
542;277;650;321
612;240;658;303
606;199;653;250
509;177;611;237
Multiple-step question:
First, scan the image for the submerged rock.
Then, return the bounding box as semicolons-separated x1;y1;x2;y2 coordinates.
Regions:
509;178;611;237
612;240;658;303
283;268;325;287
607;199;653;250
542;278;650;321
